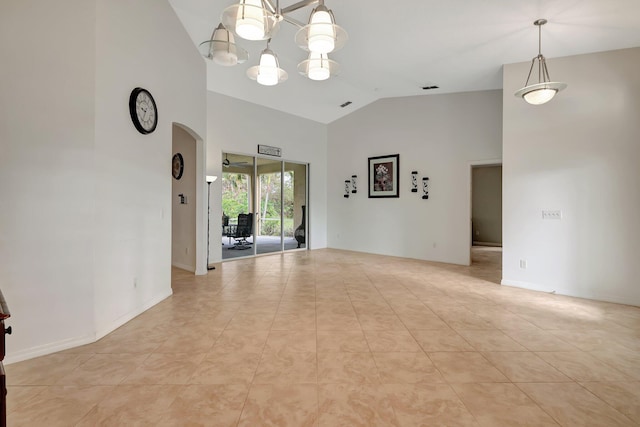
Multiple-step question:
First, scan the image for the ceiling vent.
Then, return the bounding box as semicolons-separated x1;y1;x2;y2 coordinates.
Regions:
340;101;353;108
422;85;439;90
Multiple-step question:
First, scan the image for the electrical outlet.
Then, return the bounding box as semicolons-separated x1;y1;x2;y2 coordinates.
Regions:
542;210;562;220
519;259;527;269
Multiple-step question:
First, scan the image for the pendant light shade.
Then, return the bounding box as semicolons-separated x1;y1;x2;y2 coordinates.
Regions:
199;23;248;66
515;19;567;105
221;0;280;41
247;47;288;86
308;6;335;53
295;1;347;53
516;81;567;105
298;52;340;81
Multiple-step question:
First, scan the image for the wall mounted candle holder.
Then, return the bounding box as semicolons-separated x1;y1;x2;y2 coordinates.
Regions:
422;177;429;199
411;171;418;193
351;175;357;193
344;180;350;198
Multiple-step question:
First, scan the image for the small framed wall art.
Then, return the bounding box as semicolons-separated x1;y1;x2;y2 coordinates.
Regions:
368;154;399;198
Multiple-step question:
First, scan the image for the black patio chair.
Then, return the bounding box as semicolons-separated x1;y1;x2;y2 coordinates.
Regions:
227;213;253;250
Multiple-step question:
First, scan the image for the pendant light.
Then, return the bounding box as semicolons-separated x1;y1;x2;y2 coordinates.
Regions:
199;23;248;66
514;19;567;105
221;0;281;41
247;44;288;86
298;51;340;81
295;0;347;54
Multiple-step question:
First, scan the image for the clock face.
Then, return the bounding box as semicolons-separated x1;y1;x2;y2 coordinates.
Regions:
172;153;184;180
129;87;158;134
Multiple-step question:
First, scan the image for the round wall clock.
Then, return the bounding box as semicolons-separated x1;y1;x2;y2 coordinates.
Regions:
172;153;184;180
129;87;158;134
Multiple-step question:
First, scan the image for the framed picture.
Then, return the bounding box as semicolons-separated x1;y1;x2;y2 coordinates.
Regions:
368;154;400;198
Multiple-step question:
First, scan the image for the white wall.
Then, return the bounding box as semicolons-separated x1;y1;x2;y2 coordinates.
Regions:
206;92;328;263
0;0;207;363
171;126;197;272
1;0;97;361
93;0;206;336
327;91;503;265
502;47;640;306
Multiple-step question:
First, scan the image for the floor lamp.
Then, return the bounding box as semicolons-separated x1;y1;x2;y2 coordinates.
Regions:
206;175;218;271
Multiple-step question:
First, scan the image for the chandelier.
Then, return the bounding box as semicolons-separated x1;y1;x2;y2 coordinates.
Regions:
514;19;567;105
199;0;347;85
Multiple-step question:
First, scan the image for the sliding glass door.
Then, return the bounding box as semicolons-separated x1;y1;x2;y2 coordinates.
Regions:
285;161;307;251
221;153;308;260
221;154;255;259
256;159;282;255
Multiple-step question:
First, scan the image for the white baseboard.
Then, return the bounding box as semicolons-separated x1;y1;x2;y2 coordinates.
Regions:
501;279;637;307
5;290;173;365
472;241;502;247
5;334;96;365
501;279;557;293
172;262;195;273
95;289;173;339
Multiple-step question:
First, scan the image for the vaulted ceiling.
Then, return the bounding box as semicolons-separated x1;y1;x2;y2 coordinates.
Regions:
169;0;640;124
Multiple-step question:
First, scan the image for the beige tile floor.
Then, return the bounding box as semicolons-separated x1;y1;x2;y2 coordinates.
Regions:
6;247;640;426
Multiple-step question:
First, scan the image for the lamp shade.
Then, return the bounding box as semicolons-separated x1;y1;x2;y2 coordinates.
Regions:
295;4;347;53
524;89;556;105
298;52;340;81
221;0;280;41
236;0;266;40
514;81;567;105
308;6;335;53
199;23;248;66
247;48;288;86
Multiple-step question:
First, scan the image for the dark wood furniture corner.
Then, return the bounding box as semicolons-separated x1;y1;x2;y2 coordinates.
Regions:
0;289;11;427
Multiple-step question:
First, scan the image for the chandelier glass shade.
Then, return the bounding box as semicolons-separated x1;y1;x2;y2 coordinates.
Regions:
514;19;567;105
295;3;347;54
247;48;288;86
308;6;334;53
298;52;339;81
198;23;248;66
221;0;280;41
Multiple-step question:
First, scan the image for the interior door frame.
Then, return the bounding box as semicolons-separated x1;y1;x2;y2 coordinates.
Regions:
467;159;502;266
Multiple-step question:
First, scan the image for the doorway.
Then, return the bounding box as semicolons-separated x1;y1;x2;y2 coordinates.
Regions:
470;162;502;268
221;152;308;260
171;125;198;272
471;164;502;246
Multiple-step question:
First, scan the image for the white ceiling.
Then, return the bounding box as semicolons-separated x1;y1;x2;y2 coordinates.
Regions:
168;0;640;124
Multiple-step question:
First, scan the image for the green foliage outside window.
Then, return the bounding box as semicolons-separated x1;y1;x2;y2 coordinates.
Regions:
222;170;297;236
260;171;295;236
222;173;249;220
